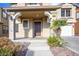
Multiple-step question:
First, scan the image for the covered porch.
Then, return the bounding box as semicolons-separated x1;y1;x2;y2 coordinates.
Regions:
5;5;60;40
15;10;50;39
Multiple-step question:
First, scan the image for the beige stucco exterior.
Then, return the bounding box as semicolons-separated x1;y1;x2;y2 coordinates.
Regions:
56;3;76;36
57;3;76;23
8;3;77;40
15;17;50;38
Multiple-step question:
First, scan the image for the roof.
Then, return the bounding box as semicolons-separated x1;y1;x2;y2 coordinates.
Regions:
0;22;3;24
4;5;61;12
72;3;79;7
58;3;79;8
4;3;79;12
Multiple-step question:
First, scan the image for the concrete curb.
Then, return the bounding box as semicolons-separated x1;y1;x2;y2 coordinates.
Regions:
65;46;79;55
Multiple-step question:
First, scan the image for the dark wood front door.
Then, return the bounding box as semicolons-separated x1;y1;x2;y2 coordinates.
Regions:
34;22;41;37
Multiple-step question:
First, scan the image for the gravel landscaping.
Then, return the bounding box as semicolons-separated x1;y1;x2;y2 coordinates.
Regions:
14;42;30;56
50;47;79;56
0;37;30;56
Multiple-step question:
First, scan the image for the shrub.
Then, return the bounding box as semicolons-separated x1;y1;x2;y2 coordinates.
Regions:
50;19;67;30
48;36;65;47
0;37;22;56
0;47;13;56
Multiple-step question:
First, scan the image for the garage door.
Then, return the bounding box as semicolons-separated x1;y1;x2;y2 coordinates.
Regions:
75;20;79;36
61;26;74;36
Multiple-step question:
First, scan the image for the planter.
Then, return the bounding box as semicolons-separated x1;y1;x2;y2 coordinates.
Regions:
50;47;79;56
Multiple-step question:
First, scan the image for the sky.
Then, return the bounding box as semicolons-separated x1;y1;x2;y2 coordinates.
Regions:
0;3;11;8
0;3;60;8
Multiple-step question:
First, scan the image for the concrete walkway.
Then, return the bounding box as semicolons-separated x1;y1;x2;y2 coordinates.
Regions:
62;36;79;54
26;40;53;56
14;39;53;56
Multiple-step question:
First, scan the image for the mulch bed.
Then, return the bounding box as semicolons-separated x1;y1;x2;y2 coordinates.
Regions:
50;47;79;56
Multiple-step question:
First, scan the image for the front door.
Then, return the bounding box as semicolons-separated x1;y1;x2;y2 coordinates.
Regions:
34;22;41;37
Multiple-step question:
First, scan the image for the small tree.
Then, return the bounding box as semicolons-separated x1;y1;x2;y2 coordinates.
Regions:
48;19;68;47
50;19;67;36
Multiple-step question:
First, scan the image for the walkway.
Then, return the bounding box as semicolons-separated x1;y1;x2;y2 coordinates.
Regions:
14;38;53;56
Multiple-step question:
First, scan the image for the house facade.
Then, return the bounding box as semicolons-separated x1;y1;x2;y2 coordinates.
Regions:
4;3;79;40
0;8;8;37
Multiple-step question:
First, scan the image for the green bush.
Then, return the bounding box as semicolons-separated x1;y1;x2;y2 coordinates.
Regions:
0;37;22;56
50;19;67;30
0;48;13;56
48;36;65;47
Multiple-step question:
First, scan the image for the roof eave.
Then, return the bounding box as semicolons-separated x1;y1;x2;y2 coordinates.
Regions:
4;6;61;12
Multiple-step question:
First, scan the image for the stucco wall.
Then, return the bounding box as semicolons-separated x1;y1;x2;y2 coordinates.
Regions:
15;18;50;38
56;3;76;36
42;18;50;37
15;18;33;38
57;3;76;23
9;3;77;39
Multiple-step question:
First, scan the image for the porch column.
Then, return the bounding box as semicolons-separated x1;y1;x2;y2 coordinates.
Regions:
44;11;57;36
8;12;21;40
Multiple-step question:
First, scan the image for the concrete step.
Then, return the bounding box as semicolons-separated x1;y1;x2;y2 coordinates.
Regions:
26;50;53;56
14;39;47;43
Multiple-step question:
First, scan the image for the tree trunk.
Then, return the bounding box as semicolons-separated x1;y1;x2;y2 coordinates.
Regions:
53;27;61;36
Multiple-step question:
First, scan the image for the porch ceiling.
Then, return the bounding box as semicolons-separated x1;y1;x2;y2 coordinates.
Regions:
20;11;45;18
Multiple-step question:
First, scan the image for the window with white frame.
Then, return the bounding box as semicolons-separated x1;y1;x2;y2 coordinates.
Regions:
61;8;71;17
77;13;79;18
15;24;19;32
23;20;29;29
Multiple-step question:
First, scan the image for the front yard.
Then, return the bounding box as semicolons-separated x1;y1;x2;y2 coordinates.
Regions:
50;47;79;56
0;37;29;56
48;36;79;56
0;36;79;56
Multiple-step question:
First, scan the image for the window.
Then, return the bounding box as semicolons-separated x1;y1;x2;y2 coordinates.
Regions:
15;24;18;32
61;9;65;17
2;25;8;34
77;13;79;18
25;3;41;6
2;25;6;34
2;11;8;19
26;3;37;5
23;20;29;29
61;8;71;17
